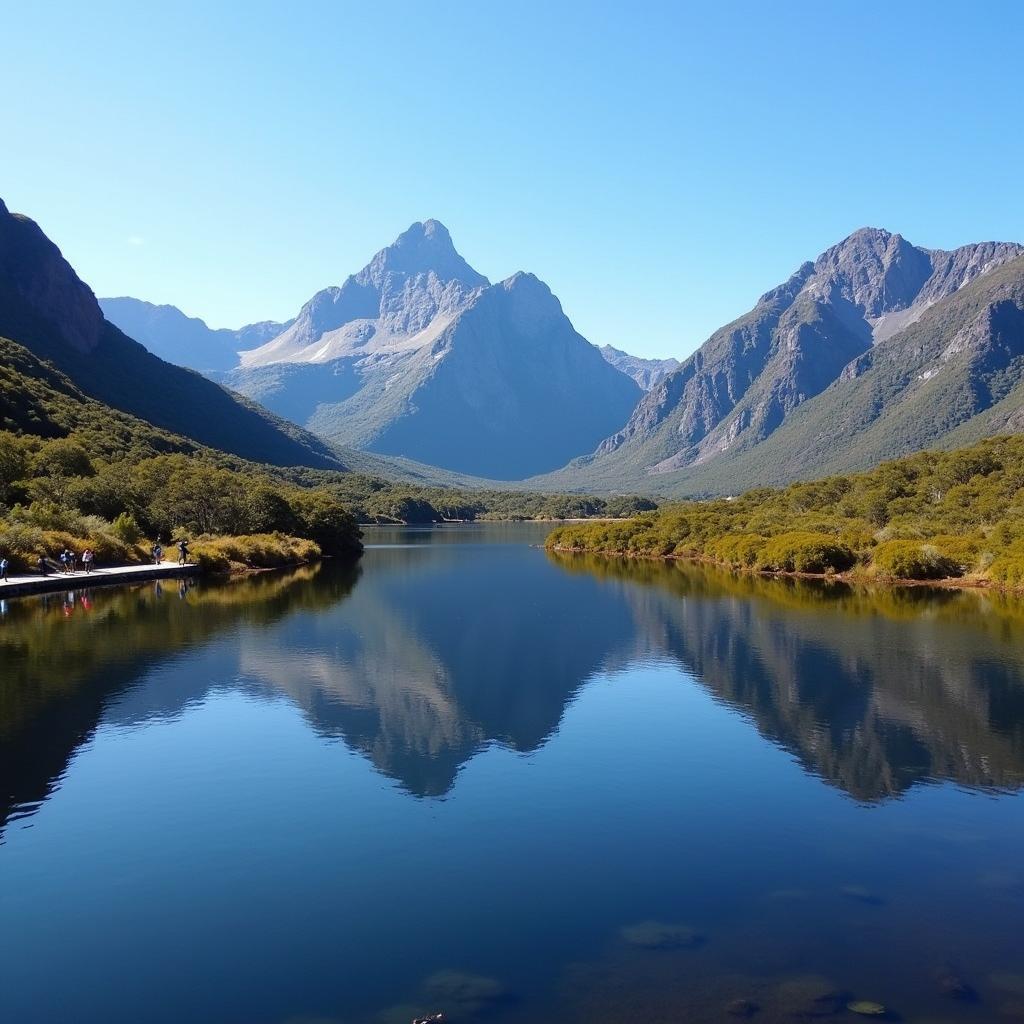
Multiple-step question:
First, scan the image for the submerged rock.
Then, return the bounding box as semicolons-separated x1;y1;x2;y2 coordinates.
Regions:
847;1000;887;1016
620;920;705;950
412;1015;444;1024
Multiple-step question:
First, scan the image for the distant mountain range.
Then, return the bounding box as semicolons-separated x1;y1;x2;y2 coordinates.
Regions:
98;297;292;373
62;216;1024;494
537;228;1024;495
103;220;643;479
599;345;680;389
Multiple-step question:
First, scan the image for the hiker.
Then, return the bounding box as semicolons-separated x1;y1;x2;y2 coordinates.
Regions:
152;543;163;565
68;550;77;573
59;549;70;574
177;539;190;566
82;549;94;574
0;557;8;582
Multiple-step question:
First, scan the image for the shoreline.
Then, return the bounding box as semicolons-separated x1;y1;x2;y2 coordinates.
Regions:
358;517;620;526
547;545;1024;596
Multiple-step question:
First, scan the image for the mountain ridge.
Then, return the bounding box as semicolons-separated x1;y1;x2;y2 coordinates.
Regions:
536;226;1024;495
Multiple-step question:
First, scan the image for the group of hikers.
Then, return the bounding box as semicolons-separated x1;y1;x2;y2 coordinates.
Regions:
34;548;97;576
151;539;190;567
0;538;191;582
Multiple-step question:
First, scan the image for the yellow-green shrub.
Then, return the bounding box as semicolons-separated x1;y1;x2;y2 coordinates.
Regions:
708;533;766;568
755;532;856;573
928;534;982;574
871;540;960;580
0;520;143;571
987;555;1024;587
187;533;321;573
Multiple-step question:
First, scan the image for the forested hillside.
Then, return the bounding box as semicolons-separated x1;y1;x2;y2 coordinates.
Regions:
548;435;1024;587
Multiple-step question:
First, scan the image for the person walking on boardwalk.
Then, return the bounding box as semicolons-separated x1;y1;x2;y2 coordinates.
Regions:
0;556;8;582
82;549;94;574
68;550;77;573
177;539;190;566
152;542;163;565
37;554;48;576
59;549;69;574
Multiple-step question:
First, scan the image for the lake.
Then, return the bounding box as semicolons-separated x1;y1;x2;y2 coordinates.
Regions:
2;524;1023;1024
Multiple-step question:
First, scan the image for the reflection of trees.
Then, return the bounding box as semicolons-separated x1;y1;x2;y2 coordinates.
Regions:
552;553;1024;801
0;563;359;833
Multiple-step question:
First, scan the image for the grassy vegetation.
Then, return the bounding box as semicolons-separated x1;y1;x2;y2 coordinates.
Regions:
547;435;1024;588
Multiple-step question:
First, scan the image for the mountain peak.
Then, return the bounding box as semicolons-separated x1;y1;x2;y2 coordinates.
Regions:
393;218;452;250
366;219;488;290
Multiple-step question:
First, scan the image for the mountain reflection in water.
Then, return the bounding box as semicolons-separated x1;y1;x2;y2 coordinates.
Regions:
2;525;1024;1024
3;529;1024;837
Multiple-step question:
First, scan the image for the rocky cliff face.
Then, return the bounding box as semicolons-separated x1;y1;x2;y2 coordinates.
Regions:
551;228;1024;495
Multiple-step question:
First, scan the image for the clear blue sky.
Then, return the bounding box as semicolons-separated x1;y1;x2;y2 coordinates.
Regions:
4;1;1023;359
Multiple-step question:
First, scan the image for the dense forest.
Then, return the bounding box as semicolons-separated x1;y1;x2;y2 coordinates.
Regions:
547;435;1024;588
0;336;654;573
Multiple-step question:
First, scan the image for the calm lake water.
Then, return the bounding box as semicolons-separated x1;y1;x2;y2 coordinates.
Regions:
2;524;1024;1024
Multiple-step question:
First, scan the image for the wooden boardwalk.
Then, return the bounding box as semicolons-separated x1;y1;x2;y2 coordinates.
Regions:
0;561;200;599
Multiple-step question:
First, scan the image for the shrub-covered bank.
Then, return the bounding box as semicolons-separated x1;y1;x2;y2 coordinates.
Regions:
0;503;327;576
547;436;1024;589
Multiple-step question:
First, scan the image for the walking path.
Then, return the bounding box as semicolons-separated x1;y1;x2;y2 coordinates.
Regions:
0;561;199;598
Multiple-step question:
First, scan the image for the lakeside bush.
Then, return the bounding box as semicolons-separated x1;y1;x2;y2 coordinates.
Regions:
547;435;1024;588
755;533;856;574
871;540;960;580
0;517;145;572
188;534;321;573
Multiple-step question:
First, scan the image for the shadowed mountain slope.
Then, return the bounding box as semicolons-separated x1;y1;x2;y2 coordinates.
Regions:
0;198;348;469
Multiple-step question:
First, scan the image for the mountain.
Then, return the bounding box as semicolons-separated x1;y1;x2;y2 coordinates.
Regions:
599;345;680;389
539;228;1024;495
0;198;349;470
222;220;642;479
99;297;292;373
